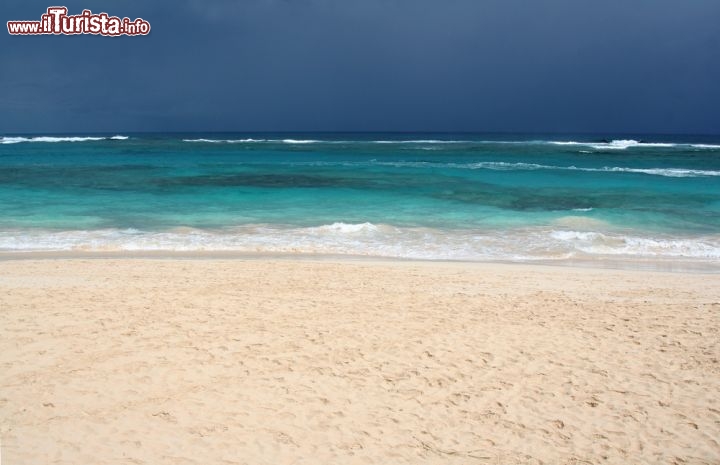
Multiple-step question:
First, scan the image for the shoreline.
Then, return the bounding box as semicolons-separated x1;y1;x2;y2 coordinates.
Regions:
0;250;717;274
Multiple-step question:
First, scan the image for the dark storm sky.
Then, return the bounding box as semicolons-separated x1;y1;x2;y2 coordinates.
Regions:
1;0;719;134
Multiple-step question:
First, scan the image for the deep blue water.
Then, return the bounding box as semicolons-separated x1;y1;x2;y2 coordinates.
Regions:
1;133;719;264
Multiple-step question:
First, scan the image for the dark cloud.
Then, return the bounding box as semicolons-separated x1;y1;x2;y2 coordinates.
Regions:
1;0;718;134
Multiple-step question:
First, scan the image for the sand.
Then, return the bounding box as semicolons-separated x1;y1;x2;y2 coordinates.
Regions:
1;258;719;464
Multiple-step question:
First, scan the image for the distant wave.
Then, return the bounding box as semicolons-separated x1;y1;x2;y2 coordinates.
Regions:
287;160;720;177
178;137;720;149
182;138;266;143
689;144;720;149
182;138;474;145
548;139;720;150
370;160;720;178
368;139;720;149
281;139;321;144
3;136;718;149
1;224;718;262
182;138;321;144
370;139;470;144
596;166;720;177
550;139;675;150
510;163;720;178
1;135;127;144
476;162;720;178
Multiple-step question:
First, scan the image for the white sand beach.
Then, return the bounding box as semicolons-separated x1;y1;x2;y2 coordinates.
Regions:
1;258;719;464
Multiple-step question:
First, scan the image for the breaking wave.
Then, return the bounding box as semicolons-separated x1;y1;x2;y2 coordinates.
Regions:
367;160;720;177
1;224;718;264
182;138;321;144
1;135;128;144
177;137;720;150
548;139;720;150
3;136;718;150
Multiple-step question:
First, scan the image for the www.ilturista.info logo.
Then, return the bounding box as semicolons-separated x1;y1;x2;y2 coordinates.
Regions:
7;7;150;36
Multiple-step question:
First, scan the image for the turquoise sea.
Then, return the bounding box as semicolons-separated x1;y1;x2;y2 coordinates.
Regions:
1;133;719;267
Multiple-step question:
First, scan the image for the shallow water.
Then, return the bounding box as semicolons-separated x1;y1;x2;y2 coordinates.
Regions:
1;133;719;265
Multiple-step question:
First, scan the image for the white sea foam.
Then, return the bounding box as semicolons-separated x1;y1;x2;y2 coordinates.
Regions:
0;136;111;144
182;138;266;143
281;139;321;144
371;140;470;144
180;138;474;145
463;162;720;177
547;139;720;150
549;139;677;149
1;225;719;263
287;159;720;178
182;138;323;144
549;230;720;258
469;161;549;170
690;144;720;149
176;137;720;149
306;222;381;234
110;135;129;140
600;167;720;177
594;140;677;150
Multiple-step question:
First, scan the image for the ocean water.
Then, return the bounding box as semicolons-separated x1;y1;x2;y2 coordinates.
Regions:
1;133;719;267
